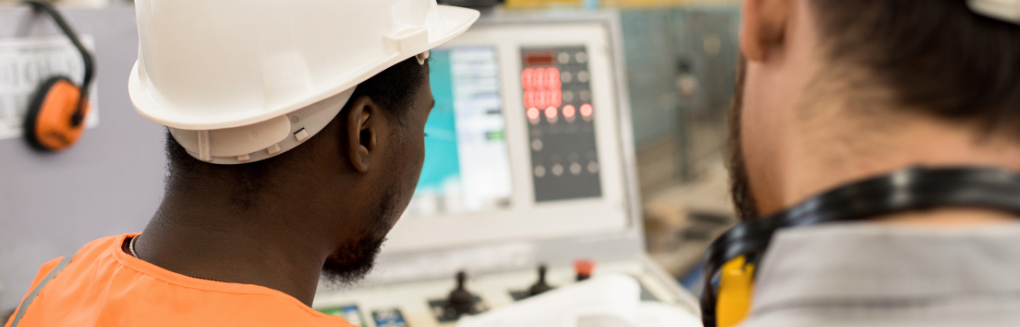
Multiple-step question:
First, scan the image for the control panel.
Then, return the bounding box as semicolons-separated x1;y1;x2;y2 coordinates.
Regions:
522;47;603;202
314;259;695;327
383;18;632;252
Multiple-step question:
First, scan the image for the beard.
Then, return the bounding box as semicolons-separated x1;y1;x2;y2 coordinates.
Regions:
320;188;399;286
727;58;760;221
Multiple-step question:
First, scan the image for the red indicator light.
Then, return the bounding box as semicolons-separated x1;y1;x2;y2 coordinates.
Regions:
580;104;593;117
545;107;558;119
527;108;541;120
563;105;576;118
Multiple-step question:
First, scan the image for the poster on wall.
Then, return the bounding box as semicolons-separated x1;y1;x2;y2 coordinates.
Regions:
0;35;99;141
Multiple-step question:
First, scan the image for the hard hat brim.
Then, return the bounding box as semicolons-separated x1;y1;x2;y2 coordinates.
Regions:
129;5;480;131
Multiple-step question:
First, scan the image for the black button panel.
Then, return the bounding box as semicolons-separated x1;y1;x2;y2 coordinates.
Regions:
521;46;603;203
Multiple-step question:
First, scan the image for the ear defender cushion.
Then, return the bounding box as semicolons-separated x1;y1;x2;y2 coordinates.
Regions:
23;76;90;151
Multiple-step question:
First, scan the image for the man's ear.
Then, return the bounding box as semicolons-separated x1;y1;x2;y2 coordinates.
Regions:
345;95;378;173
740;0;792;62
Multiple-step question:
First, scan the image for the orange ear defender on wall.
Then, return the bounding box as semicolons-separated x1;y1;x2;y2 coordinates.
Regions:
22;0;95;152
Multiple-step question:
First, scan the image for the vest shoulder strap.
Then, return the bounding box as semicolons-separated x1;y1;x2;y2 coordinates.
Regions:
9;251;76;327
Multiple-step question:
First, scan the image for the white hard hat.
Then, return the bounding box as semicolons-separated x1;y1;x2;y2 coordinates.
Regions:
128;0;479;164
969;0;1020;24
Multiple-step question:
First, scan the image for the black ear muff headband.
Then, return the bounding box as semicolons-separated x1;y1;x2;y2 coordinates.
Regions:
22;0;95;151
701;166;1020;327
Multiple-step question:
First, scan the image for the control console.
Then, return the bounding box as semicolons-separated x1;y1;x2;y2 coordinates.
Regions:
314;259;696;327
312;12;696;327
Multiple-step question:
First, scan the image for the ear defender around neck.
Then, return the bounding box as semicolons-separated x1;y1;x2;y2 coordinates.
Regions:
22;1;95;152
701;167;1020;327
714;256;755;327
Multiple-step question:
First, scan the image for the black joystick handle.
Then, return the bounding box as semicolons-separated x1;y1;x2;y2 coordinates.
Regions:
447;271;476;315
528;265;553;296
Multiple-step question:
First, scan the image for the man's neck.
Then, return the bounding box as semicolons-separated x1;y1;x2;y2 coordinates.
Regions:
781;106;1020;227
134;192;332;306
876;208;1018;227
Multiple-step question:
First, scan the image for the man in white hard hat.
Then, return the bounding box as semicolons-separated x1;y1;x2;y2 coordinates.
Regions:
704;0;1020;326
4;1;478;326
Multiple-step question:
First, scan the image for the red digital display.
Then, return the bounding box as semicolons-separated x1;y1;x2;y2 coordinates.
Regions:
522;68;563;110
521;68;561;90
524;52;555;66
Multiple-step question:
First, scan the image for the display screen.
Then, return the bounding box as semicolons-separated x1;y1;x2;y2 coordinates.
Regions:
523;52;556;66
405;46;513;216
319;305;365;327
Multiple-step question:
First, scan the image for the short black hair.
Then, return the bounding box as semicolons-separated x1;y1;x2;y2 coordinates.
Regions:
811;0;1020;133
164;57;429;208
346;56;431;124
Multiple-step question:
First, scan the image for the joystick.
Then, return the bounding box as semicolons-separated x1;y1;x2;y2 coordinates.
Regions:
527;265;554;296
447;271;476;316
429;271;486;322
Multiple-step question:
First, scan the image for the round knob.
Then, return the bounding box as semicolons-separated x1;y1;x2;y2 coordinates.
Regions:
574;259;595;281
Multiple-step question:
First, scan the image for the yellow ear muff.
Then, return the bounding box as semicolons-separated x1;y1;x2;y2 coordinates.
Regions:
717;256;756;327
23;76;90;151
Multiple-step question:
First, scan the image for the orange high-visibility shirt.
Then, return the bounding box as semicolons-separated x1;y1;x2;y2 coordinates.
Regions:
5;233;354;327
